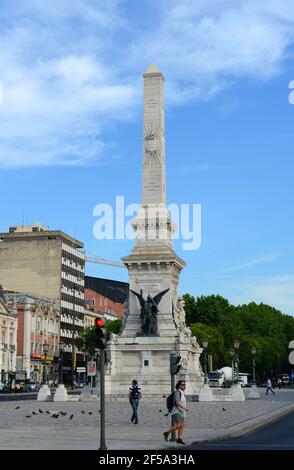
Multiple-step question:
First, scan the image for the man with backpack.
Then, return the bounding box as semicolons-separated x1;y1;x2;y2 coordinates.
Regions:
163;380;190;445
128;379;142;424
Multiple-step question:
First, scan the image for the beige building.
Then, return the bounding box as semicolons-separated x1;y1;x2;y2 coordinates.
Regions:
0;223;85;383
0;289;17;384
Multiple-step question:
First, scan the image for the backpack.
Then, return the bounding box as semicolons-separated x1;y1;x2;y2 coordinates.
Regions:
166;391;177;413
130;385;140;399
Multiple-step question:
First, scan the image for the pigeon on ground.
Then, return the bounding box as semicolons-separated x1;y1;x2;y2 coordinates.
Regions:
60;412;67;416
159;409;162;412
25;415;31;418
39;409;44;413
51;413;59;418
88;412;92;415
98;410;101;413
222;408;226;411
32;411;37;415
69;414;74;420
45;411;50;414
81;410;85;413
164;413;169;417
15;406;20;410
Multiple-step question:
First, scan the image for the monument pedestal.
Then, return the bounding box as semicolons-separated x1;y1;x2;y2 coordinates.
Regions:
105;334;203;397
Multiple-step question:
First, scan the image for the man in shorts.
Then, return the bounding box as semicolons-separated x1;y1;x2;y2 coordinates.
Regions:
163;380;190;445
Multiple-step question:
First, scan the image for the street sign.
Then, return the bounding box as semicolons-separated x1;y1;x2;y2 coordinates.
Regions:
76;367;86;372
87;361;96;376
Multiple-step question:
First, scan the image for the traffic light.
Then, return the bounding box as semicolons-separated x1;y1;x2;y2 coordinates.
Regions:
94;317;107;350
170;353;181;375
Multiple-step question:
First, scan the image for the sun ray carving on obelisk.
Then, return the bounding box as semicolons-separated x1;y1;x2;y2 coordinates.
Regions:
142;63;166;206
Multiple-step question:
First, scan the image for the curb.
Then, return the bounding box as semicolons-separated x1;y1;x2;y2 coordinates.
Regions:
190;403;294;447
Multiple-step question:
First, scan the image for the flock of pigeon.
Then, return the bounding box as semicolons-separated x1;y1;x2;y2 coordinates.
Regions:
14;405;98;420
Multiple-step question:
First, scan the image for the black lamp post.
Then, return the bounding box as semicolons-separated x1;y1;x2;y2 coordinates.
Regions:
202;340;209;383
59;342;65;384
233;340;240;384
251;346;256;384
43;343;49;384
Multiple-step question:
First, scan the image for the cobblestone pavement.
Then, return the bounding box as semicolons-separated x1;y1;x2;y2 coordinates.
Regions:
0;389;293;450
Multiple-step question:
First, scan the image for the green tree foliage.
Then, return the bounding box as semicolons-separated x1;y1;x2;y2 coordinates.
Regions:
75;325;97;358
106;318;122;336
183;294;294;380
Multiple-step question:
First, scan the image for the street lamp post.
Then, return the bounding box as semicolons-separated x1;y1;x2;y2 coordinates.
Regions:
251;347;256;384
202;340;209;384
233;340;240;384
59;342;65;384
43;343;49;384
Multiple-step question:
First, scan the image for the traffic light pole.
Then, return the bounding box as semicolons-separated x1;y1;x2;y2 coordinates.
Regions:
99;350;107;450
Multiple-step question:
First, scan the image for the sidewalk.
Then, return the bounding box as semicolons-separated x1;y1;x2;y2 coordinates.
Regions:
0;388;293;449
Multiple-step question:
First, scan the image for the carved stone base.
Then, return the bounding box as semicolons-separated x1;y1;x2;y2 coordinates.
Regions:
105;334;203;397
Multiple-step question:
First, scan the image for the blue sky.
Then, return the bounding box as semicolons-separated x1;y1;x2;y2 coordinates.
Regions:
0;0;294;314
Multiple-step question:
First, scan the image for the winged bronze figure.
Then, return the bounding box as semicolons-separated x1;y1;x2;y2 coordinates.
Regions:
131;288;169;336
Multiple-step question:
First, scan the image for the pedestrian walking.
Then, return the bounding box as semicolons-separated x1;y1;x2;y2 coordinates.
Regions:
128;379;142;424
277;377;282;389
266;377;275;395
163;380;190;445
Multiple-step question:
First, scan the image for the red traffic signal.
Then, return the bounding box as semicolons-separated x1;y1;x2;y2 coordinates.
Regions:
94;317;107;350
95;317;105;328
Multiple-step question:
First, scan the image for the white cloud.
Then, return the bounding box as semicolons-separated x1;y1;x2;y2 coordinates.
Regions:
0;1;137;168
219;252;282;272
130;0;294;102
226;275;294;315
1;0;294;167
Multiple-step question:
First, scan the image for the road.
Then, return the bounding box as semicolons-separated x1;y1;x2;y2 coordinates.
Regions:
190;411;294;450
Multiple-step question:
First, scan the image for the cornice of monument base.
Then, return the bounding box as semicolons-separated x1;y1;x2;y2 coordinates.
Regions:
122;251;186;270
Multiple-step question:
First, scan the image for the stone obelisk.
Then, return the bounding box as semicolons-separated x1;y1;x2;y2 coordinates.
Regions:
105;65;203;397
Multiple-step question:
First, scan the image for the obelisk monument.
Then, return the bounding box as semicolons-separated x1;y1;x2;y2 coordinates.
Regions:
105;65;203;397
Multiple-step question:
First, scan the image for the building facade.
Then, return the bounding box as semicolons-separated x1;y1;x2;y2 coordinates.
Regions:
0;223;85;384
4;292;59;384
0;289;17;385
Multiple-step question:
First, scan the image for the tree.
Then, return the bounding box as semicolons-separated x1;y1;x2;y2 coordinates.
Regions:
190;322;226;370
106;318;122;337
184;294;233;327
182;293;197;325
76;326;97;358
183;293;294;378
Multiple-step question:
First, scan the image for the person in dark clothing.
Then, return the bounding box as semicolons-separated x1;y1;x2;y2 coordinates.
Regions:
128;379;142;424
